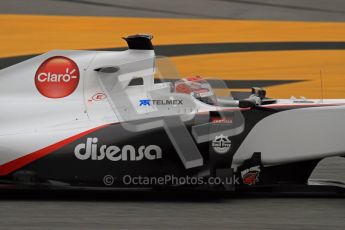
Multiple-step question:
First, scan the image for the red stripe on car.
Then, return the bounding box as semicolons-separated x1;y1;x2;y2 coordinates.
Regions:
0;124;109;176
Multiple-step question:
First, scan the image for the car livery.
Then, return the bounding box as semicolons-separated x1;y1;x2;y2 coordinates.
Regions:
0;34;344;195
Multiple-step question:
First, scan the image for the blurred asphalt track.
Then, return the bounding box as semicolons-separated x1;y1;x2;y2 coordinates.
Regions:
1;0;345;21
0;0;345;229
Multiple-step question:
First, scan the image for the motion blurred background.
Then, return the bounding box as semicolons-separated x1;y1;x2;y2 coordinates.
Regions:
2;0;345;98
0;1;344;229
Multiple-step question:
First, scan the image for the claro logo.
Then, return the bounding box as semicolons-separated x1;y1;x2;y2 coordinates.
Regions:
74;138;162;161
35;56;80;98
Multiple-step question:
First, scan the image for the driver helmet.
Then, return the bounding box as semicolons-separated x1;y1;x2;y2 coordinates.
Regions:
174;76;218;105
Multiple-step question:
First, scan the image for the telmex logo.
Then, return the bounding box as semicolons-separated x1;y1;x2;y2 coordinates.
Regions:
35;56;80;98
139;99;183;106
74;138;162;161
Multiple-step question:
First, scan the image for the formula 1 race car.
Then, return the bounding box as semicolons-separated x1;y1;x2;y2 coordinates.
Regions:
0;34;344;195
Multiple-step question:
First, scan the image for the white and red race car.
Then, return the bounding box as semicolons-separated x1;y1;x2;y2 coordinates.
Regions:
0;34;344;195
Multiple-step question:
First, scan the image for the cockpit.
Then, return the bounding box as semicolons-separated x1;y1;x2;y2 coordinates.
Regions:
174;76;218;105
172;76;276;108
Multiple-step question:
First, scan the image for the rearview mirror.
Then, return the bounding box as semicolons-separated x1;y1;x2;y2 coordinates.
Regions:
238;99;256;108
